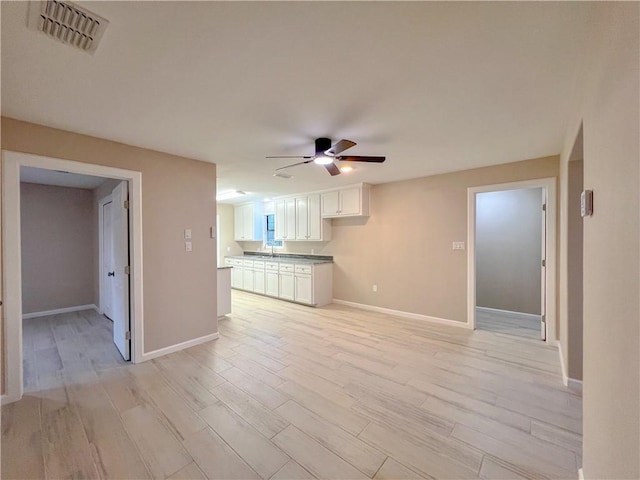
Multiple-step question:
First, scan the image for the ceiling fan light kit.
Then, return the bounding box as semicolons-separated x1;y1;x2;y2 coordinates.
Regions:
268;137;386;176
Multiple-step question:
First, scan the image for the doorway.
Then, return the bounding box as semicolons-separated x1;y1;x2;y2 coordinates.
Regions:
467;178;557;342
475;187;544;339
2;151;143;405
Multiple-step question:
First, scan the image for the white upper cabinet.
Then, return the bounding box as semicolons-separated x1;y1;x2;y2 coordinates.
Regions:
234;203;264;241
321;184;370;218
275;198;296;240
295;193;331;241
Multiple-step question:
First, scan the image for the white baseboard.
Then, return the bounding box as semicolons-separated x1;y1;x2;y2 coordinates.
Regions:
557;341;583;393
578;467;584;480
1;392;22;406
139;332;220;362
332;299;472;329
22;304;99;320
476;306;540;323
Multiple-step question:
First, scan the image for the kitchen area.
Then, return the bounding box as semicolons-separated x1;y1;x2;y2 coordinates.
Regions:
217;183;371;312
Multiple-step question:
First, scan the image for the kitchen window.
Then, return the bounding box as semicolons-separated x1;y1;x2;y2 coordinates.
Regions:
265;214;283;247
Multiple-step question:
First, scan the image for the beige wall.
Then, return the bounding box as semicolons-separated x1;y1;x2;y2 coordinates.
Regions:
21;182;96;314
476;188;542;315
2;118;218;357
558;3;639;477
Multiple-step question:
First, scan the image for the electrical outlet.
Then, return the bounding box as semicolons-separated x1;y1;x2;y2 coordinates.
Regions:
184;228;192;239
185;241;192;252
372;285;378;292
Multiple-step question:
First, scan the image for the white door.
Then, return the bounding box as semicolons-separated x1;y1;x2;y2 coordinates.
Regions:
111;181;131;360
102;200;114;319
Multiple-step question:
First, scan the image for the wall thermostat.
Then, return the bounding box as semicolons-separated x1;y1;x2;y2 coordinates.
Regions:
581;190;593;217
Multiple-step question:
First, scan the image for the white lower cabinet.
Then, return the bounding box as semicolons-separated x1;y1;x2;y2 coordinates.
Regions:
265;262;279;297
242;260;254;292
279;264;295;300
227;257;332;307
294;270;313;304
227;258;244;289
253;261;265;294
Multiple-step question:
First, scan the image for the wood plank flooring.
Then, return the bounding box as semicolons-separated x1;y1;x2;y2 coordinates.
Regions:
476;308;540;340
2;293;582;479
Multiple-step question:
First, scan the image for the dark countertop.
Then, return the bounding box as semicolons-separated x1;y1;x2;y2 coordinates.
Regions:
226;252;333;265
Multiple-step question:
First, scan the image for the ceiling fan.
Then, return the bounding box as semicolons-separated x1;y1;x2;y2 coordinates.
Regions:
267;138;386;176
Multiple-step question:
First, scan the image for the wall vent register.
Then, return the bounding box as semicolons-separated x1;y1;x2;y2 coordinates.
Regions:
27;0;109;54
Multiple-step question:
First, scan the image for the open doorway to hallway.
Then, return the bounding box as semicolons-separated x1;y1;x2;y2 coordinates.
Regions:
19;167;131;392
475;187;545;340
467;177;556;343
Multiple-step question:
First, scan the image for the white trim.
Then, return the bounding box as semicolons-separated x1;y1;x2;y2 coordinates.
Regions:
332;299;473;329
22;304;98;320
578;468;584;480
557;341;583;393
476;306;541;323
98;193;113;316
467;177;557;343
567;377;583;394
139;332;220;362
2;150;144;405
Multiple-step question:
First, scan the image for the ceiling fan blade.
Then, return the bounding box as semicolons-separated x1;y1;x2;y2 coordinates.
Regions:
326;139;356;156
275;159;314;171
337;155;386;163
266;155;313;159
324;163;341;176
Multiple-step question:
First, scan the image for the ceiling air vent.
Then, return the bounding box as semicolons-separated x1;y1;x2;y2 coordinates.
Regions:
27;0;109;54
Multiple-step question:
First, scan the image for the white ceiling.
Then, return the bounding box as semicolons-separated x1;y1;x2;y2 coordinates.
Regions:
2;1;591;203
20;166;108;189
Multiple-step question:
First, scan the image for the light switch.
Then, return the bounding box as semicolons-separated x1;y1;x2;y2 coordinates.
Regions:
185;241;192;252
210;226;215;239
452;241;465;250
184;229;192;239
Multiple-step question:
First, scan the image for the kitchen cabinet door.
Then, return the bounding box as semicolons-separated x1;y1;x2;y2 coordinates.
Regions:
279;272;294;300
242;268;254;291
234;206;244;240
321;191;340;216
339;187;361;215
295;196;309;240
266;271;279;297
231;266;243;289
307;193;322;240
275;198;296;240
253;269;265;294
234;203;264;241
294;274;313;304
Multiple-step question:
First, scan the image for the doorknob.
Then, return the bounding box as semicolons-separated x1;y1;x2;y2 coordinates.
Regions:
108;272;115;277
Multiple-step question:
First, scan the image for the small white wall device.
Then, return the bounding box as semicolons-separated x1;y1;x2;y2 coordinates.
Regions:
581;190;593;217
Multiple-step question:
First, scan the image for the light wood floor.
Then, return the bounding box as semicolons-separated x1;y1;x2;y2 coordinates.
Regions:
2;292;582;479
476;308;541;340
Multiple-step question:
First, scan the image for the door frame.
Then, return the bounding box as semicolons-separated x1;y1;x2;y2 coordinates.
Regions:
98;194;113;317
467;177;557;342
1;150;144;405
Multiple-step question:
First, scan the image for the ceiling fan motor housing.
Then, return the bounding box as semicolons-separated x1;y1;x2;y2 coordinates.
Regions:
315;137;332;155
